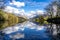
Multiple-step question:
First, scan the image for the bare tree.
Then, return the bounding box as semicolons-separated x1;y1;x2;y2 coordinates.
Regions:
45;0;60;17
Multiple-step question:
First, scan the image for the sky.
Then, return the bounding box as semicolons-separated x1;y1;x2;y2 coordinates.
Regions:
2;0;53;15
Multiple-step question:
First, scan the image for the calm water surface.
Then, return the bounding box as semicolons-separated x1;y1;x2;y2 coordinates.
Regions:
0;21;57;40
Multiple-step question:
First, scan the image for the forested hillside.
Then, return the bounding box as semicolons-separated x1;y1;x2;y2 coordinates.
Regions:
0;9;26;30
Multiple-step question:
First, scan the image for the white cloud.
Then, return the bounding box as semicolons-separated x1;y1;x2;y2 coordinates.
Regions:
10;0;25;7
30;11;35;14
25;10;44;18
3;6;27;19
4;6;19;13
26;13;36;18
36;10;44;15
4;6;25;16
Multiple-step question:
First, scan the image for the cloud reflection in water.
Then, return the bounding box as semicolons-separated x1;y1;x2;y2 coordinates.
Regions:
2;21;45;34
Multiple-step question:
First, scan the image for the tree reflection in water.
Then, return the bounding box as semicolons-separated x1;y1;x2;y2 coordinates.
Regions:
46;17;60;40
0;15;60;40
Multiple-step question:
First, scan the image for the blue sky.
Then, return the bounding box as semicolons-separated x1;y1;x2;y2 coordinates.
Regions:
14;0;52;10
3;0;53;14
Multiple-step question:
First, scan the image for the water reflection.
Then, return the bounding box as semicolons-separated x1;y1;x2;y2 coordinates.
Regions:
0;19;60;40
0;21;18;30
46;23;60;40
9;33;24;39
0;21;52;40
